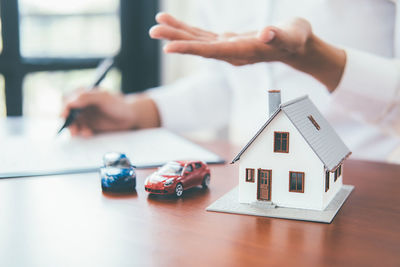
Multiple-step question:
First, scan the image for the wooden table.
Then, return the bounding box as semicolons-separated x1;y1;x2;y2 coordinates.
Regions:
0;140;399;267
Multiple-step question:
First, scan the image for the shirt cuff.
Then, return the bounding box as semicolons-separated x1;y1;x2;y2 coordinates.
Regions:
146;83;187;131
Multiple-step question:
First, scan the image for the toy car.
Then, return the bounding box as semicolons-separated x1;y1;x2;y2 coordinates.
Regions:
144;160;210;197
100;152;136;192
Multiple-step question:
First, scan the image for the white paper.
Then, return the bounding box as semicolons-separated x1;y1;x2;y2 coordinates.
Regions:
0;120;223;178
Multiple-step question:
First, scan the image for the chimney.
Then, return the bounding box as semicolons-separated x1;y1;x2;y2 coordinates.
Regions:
268;90;281;117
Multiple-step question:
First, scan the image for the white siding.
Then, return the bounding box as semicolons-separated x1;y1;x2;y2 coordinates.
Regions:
322;167;344;209
238;111;327;210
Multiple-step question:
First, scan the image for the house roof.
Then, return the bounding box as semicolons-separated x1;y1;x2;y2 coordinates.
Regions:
231;95;351;171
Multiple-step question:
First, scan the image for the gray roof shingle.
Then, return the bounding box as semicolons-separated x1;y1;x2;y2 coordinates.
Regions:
231;95;351;171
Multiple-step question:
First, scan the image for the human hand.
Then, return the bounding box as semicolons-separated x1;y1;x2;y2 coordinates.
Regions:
149;13;346;91
149;13;312;66
61;90;160;137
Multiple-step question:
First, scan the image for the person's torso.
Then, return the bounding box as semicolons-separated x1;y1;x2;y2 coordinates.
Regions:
202;0;398;160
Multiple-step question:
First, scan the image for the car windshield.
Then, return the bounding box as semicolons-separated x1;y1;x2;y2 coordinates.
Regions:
157;162;183;175
105;167;130;176
104;155;131;168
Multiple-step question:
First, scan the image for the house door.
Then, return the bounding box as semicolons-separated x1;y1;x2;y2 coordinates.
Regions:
258;169;271;201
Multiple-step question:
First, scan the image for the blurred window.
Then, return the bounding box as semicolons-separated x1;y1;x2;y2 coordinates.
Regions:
19;0;120;58
23;68;120;117
0;0;159;116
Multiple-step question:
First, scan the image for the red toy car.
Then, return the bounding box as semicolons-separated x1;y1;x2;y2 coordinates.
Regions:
144;160;210;197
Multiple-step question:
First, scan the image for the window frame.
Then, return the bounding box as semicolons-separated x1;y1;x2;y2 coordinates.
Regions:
274;131;289;153
334;165;342;182
245;168;255;183
289;171;304;193
307;115;321;130
185;164;193;173
0;0;160;116
325;170;330;192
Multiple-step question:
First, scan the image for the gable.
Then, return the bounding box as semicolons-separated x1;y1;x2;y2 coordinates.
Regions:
231;96;351;171
234;110;322;168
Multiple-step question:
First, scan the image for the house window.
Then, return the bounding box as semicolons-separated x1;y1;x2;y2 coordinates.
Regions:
308;115;321;130
325;171;330;192
289;172;304;193
245;168;255;183
274;132;289;153
334;165;342;181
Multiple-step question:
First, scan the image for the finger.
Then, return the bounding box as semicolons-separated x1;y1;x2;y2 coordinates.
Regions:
61;87;88;118
258;22;309;53
164;40;253;59
80;125;94;138
155;12;217;39
60;106;70;118
258;26;298;52
257;27;276;43
164;41;220;58
68;123;80;136
71;116;94;137
64;91;110;111
149;24;198;41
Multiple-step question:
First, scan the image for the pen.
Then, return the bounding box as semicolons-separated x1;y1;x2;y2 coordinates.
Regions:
57;57;114;134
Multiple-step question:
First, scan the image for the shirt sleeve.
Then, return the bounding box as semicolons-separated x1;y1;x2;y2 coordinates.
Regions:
146;66;232;133
332;48;400;134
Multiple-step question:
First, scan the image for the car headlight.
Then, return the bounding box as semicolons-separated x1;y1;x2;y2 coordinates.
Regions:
164;178;174;186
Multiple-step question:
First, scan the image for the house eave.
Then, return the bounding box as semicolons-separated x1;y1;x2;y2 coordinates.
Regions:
231;108;281;164
326;151;352;172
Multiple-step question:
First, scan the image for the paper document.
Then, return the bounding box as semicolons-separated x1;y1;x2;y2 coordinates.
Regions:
0;122;224;178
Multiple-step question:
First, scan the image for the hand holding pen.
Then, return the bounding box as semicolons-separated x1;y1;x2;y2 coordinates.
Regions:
58;58;115;134
59;58;161;137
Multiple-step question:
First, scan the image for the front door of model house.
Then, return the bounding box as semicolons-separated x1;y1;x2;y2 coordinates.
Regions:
258;169;271;201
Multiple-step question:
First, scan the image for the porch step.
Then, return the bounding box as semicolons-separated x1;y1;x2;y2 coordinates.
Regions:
251;201;277;209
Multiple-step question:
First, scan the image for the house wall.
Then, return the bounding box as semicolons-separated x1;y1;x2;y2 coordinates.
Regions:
322;167;343;209
238;111;326;210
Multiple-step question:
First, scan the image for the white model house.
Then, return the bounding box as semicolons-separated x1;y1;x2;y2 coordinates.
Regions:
231;91;351;211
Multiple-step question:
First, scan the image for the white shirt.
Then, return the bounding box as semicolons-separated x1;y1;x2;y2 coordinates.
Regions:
149;0;400;162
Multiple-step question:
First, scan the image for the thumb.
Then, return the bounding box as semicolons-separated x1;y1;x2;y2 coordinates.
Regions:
257;26;277;43
258;26;297;51
258;19;311;53
62;90;107;117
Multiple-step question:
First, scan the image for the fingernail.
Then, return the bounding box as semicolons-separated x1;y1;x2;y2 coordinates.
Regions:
258;29;275;43
267;31;275;42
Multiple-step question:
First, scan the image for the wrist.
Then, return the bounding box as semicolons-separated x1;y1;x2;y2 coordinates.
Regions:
285;33;346;92
126;93;161;129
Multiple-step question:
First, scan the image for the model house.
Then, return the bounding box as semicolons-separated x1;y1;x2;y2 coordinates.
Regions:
231;91;351;211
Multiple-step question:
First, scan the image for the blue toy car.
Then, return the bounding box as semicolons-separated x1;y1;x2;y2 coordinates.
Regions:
100;152;136;192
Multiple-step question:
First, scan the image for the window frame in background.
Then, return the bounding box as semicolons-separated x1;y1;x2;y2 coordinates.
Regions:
0;0;160;116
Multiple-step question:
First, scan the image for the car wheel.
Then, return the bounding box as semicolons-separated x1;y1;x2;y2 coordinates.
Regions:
202;174;210;189
175;183;184;197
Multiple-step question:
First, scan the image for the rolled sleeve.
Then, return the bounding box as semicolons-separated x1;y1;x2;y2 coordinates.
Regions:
147;70;231;133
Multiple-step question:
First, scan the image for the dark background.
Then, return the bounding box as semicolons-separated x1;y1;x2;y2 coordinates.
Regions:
0;0;160;116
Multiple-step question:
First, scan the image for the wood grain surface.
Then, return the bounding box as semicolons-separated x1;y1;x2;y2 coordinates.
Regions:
0;141;399;267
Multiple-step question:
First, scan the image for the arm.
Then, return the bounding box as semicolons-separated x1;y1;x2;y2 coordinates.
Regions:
332;49;400;131
61;90;161;136
147;67;231;132
150;12;400;133
149;14;346;92
61;64;231;136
